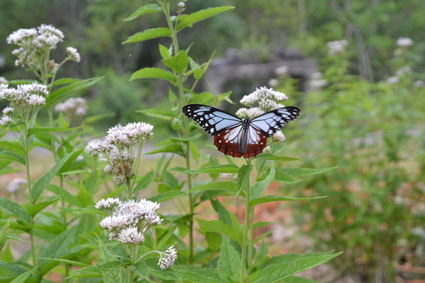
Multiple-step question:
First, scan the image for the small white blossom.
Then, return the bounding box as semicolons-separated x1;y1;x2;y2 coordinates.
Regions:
7;28;38;45
268;79;278;87
158;246;177;270
55;97;87;116
118;227;145;245
0;115;14;126
0;77;7;84
2;107;14;115
6;178;27;193
396;37;414;47
66;47;81;63
240;86;288;112
414;80;425;88
95;198;122;212
27;94;46;106
309;78;327;90
275;65;288;76
100;215;129;231
178;2;185;8
85;139;101;155
395;66;412;76
272;132;286;142
236;107;264;119
387;76;400;85
327;39;348;55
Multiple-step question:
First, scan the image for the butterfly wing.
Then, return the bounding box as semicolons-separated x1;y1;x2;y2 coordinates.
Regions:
250;106;300;137
213;124;245;158
182;104;241;135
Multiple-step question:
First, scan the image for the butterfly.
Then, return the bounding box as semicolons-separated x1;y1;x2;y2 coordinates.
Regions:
182;104;300;158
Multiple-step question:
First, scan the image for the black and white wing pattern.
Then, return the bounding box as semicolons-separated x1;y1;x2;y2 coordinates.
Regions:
182;104;300;158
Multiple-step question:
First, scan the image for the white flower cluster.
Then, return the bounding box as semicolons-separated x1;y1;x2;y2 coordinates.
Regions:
387;76;400;85
395;66;412;76
158;246;178;270
0;83;48;126
396;37;414;47
97;198;163;244
7;24;80;69
327;39;348;55
309;72;327;90
85;122;153;184
238;86;288;116
55;97;87;116
6;178;27;193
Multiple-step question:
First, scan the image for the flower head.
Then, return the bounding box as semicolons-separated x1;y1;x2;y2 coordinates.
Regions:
387;76;400;85
95;198;122;213
55;97;87;116
396;37;414;47
66;47;81;63
158;246;177;270
240;86;288;113
0;83;48;110
327;39;348;55
6;178;27;193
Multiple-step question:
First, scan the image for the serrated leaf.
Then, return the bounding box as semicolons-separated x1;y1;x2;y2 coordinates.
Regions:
172;265;222;283
47;77;103;106
218;236;240;282
134;170;155;192
181;164;239;174
237;164;252;195
27;127;77;136
163;50;190;74
123;27;171;44
249;195;327;207
130;67;176;84
0;141;25;156
0;151;26;164
32;151;77;203
0;197;30;224
149;190;187;202
255;153;300;161
26;195;61;216
253;252;342;283
124;4;163;21
196;218;243;245
69;265;102;278
176;6;234;31
280;166;337;176
187;181;236;193
145;144;184;156
274;169;301;184
251;166;275;200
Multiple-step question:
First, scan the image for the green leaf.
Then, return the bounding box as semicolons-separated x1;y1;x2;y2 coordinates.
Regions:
205;232;222;251
47;77;103;106
251;166;275;200
0;141;25;156
136;109;177;120
196;218;243;245
130;67;176;84
282;276;317;283
149;191;187;203
0;151;26;164
145;144;184;156
124;4;163;21
182;164;239;174
172;265;222;283
159;44;172;59
32;151;77;203
123;27;171;44
163;50;190;74
187;181;236;193
26;195;61;216
69;265;102;278
274;169;301;184
27;127;77;136
253;252;342;283
237;164;252;196
0;197;30;224
280;166;337;176
58;206;105;216
177;6;234;31
134;170;155;192
0;218;11;250
249;195;327;207
255;153;300;161
218;236;240;282
11;268;36;283
189;140;200;161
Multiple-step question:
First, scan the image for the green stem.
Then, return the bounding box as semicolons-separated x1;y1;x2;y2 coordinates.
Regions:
240;158;253;283
161;0;195;262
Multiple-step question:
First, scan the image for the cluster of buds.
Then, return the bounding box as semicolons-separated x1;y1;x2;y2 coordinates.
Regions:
0;83;49;126
85;122;153;184
96;198;177;269
309;72;327;91
236;86;290;143
55;97;88;124
327;39;349;55
7;24;80;73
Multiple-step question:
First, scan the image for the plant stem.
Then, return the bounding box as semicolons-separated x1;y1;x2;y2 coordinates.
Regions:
240;159;253;283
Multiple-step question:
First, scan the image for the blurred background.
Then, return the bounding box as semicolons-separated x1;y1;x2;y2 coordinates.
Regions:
0;0;424;282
